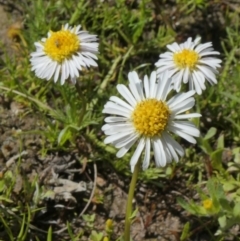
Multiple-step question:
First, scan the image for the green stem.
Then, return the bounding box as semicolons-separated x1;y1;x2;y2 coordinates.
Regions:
0;86;53;112
75;81;86;126
124;160;141;241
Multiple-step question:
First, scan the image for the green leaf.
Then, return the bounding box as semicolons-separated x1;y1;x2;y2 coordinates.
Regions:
180;222;190;241
57;126;72;146
199;138;213;154
218;215;227;228
177;197;189;210
210;149;224;171
89;230;103;241
47;226;52;241
0;179;5;192
233;202;240;217
117;235;124;241
17;214;26;239
233;147;240;164
129;208;138;220
67;221;75;240
207;178;225;200
82;214;95;222
58;125;76;146
42;190;55;199
219;198;232;213
0;215;14;241
0;196;13;203
223;182;236;192
177;198;204;215
217;134;224;149
204;127;217;140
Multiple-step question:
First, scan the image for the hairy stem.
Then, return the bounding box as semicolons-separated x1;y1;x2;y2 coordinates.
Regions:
124;160;141;241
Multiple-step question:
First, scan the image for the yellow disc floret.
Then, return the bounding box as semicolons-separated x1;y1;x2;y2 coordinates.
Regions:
173;49;199;70
132;99;170;137
43;28;80;63
203;199;213;210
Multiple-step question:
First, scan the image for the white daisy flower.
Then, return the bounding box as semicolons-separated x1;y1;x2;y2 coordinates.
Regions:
30;23;98;85
102;70;201;172
155;37;222;95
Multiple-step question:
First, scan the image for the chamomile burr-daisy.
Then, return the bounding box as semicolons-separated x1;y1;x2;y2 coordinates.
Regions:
102;71;201;172
30;24;98;85
155;37;221;95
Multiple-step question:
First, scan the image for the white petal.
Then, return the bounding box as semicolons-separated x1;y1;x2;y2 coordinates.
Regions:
162;132;184;156
170;121;200;137
128;72;142;102
142;138;151;170
192;73;203;95
194;37;201;45
105;116;128;123
110;96;134;111
192;71;206;90
104;101;132;115
54;65;61;83
115;133;139;148
195;42;212;53
149;71;157;98
183;68;190;84
129;71;145;100
130;138;145;172
116;137;138;158
117;84;137;107
104;131;133;144
102;107;130;118
170;98;195;115
168;91;195;109
161;133;179;162
197;66;218;84
153;138;166;167
144;75;150;98
156;71;172;101
167;42;181;52
169;126;197;144
175;113;201;119
173;69;184;91
103;124;134;135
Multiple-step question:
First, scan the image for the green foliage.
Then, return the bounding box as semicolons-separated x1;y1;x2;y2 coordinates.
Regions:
177;0;207;14
180;222;190;241
178;177;240;238
47;226;53;241
82;214;96;229
89;230;103;241
198;127;225;172
0;170;39;240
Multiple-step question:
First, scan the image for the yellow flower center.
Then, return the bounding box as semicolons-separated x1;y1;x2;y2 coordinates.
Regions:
173;49;199;70
203;199;213;210
43;28;80;63
132;99;170;137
